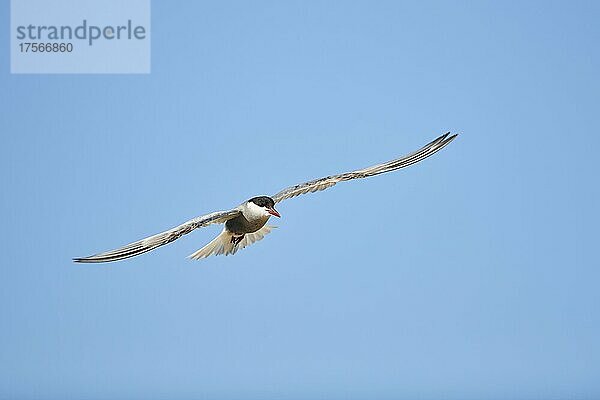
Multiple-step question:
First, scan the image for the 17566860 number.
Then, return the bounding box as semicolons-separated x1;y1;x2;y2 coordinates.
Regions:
19;42;73;53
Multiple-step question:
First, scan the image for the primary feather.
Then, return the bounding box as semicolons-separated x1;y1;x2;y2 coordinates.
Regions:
271;132;457;203
73;209;241;263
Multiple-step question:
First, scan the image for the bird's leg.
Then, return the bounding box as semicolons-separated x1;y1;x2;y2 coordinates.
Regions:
231;234;245;246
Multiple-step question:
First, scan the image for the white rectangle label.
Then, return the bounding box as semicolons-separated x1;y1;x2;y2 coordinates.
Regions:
11;0;151;74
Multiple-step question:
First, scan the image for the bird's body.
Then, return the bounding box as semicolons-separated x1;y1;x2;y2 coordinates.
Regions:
225;211;268;235
225;197;276;235
74;132;457;263
187;197;279;259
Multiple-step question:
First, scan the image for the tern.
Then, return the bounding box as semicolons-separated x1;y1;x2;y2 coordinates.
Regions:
73;132;457;263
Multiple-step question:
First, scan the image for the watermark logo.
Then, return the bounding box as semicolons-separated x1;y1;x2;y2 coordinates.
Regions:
11;0;151;74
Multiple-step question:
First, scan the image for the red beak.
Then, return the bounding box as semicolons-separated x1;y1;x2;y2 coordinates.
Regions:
267;207;281;218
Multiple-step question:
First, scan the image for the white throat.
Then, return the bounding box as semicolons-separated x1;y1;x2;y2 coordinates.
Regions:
242;201;270;221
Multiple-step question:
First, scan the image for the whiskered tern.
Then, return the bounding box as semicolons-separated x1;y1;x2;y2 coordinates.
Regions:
74;132;457;263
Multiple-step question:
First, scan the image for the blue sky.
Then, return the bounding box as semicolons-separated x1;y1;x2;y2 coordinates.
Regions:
1;1;599;398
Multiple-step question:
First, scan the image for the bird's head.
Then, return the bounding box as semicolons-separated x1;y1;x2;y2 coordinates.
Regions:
247;196;280;218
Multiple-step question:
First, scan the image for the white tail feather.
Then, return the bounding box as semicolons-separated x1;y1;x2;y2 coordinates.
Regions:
188;225;275;260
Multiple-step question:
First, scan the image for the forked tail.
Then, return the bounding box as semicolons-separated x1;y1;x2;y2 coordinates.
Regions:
188;225;275;260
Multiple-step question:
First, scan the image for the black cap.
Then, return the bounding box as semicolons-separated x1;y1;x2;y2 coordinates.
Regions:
248;196;275;208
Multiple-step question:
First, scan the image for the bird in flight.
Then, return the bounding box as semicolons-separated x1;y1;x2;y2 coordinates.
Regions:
74;132;457;263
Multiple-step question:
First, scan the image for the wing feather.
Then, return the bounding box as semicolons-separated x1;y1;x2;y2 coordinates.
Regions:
73;209;241;263
271;132;457;203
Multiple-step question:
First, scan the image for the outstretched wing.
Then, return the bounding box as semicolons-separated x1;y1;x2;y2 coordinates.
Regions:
271;132;458;203
73;209;241;263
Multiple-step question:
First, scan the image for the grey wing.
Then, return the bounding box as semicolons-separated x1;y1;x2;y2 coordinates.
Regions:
271;132;457;203
73;209;241;263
